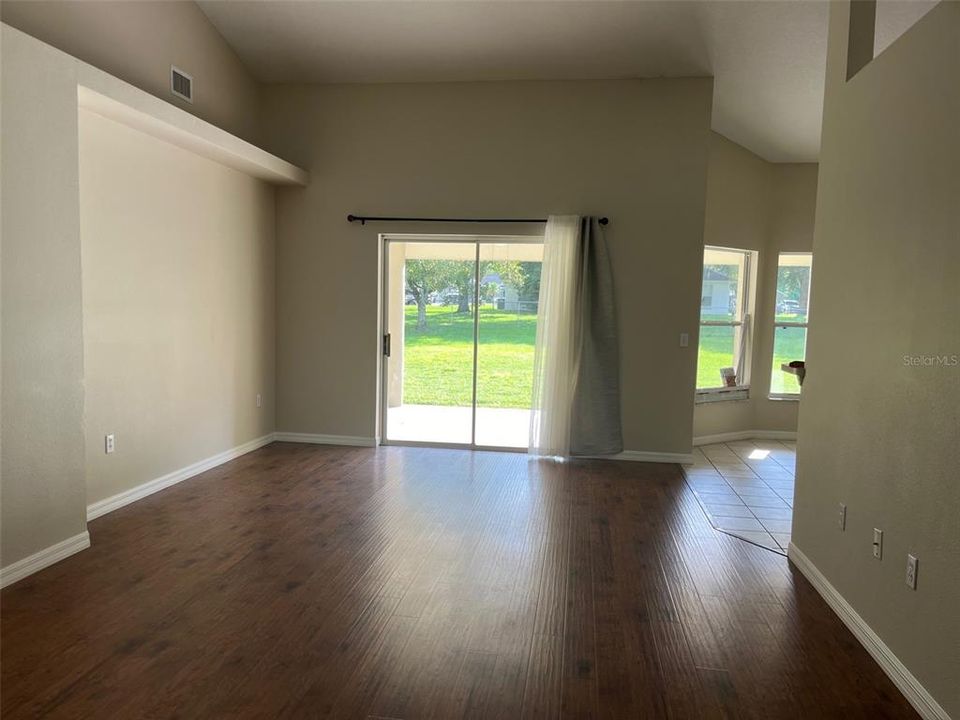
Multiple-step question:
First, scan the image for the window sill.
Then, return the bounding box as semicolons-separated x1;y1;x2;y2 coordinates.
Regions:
768;394;801;402
695;387;750;404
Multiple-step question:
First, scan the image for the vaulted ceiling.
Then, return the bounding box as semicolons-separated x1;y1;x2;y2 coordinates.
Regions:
199;1;937;163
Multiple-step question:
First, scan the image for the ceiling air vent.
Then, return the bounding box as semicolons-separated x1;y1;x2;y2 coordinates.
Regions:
171;66;193;103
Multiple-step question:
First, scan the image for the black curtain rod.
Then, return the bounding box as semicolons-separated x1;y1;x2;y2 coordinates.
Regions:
347;214;608;226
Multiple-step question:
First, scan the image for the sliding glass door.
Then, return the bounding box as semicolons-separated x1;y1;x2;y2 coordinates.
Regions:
383;240;476;445
381;236;543;449
474;242;542;447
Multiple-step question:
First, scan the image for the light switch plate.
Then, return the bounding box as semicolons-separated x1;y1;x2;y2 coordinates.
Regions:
905;554;918;589
873;528;883;559
679;332;689;348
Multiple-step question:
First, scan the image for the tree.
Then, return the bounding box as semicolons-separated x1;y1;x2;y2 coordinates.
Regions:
487;261;525;294
449;260;527;313
405;260;452;329
704;264;739;282
776;266;810;312
447;262;476;314
517;261;541;301
404;259;528;327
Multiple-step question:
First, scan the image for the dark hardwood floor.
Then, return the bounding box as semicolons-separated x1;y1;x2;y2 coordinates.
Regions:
1;443;917;719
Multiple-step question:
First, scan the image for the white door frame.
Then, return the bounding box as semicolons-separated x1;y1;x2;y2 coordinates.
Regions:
378;232;542;452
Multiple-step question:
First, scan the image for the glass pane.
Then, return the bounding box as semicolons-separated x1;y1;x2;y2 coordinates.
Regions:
475;242;543;448
701;248;747;322
385;241;476;444
697;324;736;389
770;326;807;395
775;253;813;323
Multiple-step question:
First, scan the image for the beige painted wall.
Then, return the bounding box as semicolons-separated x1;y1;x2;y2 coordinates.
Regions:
1;24;280;573
79;109;276;506
693;133;818;440
0;0;261;143
794;1;959;715
1;25;88;566
755;161;819;431
262;79;714;454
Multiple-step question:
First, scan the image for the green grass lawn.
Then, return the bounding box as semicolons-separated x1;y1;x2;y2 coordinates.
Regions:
403;306;807;407
697;316;807;394
696;325;737;389
403;305;537;408
770;324;807;394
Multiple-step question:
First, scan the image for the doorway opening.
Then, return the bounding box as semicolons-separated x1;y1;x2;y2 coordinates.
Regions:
381;235;544;449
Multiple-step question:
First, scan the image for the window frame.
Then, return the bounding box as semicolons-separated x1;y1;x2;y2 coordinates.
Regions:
695;246;758;402
769;251;812;400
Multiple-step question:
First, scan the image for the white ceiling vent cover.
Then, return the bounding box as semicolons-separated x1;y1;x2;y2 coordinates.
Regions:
170;66;193;103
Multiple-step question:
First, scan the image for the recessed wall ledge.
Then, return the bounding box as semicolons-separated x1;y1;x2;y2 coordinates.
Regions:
76;65;309;187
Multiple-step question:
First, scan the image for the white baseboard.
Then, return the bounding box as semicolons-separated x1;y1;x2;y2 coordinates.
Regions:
87;433;275;521
693;429;797;446
0;531;91;589
611;450;695;464
273;432;376;447
275;436;689;464
788;543;950;720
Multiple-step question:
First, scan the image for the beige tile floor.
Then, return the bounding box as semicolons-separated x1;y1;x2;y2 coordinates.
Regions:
682;438;796;553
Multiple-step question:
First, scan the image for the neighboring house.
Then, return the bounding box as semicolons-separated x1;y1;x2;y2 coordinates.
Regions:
496;285;524;311
486;273;537;313
701;268;735;315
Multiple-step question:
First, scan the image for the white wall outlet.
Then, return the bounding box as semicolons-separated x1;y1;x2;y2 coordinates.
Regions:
679;332;689;348
838;503;846;531
872;528;883;559
256;393;262;408
905;554;918;590
105;434;115;454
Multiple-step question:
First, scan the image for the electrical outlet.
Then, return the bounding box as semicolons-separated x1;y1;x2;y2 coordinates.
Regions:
679;332;689;348
256;393;262;408
105;434;115;454
905;554;918;590
872;528;883;559
838;503;846;531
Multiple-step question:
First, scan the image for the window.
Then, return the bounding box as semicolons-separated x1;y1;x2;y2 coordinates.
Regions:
770;253;813;396
697;247;756;397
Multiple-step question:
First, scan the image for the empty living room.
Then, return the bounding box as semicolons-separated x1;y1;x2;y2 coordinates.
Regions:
1;1;957;718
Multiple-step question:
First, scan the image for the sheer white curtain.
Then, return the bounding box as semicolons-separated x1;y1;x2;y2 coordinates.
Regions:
529;215;581;457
